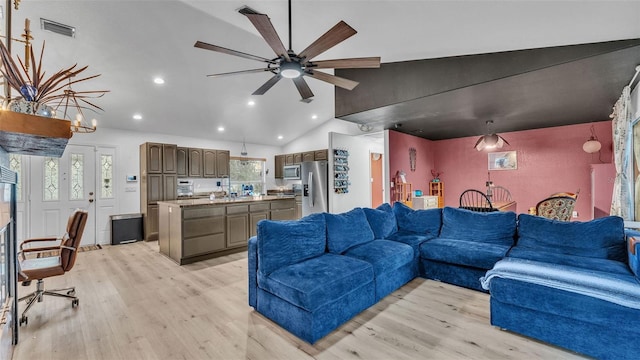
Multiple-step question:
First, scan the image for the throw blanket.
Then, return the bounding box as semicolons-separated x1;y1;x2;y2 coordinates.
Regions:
480;257;640;310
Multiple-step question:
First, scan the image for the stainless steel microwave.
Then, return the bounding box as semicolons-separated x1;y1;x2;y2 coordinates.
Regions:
283;165;301;180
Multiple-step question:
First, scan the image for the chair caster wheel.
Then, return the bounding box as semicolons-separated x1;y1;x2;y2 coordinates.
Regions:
67;289;76;296
72;299;79;308
19;316;28;326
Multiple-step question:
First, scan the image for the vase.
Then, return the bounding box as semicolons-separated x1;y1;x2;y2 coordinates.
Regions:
8;98;55;118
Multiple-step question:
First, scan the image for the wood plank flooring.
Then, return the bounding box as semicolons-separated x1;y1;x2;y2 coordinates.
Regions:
12;241;586;360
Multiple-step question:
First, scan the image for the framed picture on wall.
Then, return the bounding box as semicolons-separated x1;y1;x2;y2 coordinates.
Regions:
488;151;517;170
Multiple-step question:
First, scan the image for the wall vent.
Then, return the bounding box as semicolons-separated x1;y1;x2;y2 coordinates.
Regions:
40;18;75;38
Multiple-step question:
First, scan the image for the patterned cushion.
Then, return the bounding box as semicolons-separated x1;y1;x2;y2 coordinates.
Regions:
536;196;576;221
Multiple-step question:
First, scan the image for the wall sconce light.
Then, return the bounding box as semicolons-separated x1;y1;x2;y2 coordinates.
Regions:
582;125;601;153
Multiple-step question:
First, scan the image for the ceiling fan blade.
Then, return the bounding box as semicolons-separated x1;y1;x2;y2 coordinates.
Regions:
242;13;291;62
310;57;381;69
194;41;276;64
252;75;282;95
298;21;357;62
292;77;314;100
206;68;272;78
305;70;359;90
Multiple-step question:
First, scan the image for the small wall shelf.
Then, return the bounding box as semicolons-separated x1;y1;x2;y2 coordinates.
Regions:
0;111;72;157
429;181;445;208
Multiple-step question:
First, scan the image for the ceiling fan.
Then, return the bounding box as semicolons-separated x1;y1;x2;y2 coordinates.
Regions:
194;0;380;102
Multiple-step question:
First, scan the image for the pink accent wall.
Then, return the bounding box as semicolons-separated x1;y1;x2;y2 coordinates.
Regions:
388;120;614;221
388;130;436;200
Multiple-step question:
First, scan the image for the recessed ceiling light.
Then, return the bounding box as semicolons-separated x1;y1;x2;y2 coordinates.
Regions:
247;100;255;106
311;114;318;120
153;77;165;85
133;114;142;120
218;126;225;132
277;135;283;140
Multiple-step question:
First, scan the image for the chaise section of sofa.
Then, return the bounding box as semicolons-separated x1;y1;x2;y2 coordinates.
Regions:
482;214;640;360
419;207;517;291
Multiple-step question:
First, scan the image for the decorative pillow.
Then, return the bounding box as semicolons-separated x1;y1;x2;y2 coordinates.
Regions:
363;203;398;238
392;202;442;236
257;215;326;275
439;207;516;245
325;208;375;254
516;214;626;262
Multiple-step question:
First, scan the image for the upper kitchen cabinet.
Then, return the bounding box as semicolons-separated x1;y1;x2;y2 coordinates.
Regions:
285;154;294;166
314;149;328;161
293;153;303;164
188;148;203;177
274;155;285;179
176;147;188;177
142;143;177;174
203;149;217;178
163;144;177;173
216;150;230;178
302;151;315;162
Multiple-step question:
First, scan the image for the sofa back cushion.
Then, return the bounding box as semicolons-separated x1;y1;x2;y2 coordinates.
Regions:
440;207;516;245
363;203;398;239
392;202;442;236
516;214;626;262
257;213;326;275
325;208;375;254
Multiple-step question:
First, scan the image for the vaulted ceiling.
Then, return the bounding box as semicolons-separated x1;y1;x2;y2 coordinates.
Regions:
11;1;640;146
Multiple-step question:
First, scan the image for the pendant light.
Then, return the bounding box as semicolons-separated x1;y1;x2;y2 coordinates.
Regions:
474;120;510;151
582;125;602;153
240;138;249;165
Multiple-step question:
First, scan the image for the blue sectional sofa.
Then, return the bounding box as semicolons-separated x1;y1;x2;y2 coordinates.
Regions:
248;203;640;360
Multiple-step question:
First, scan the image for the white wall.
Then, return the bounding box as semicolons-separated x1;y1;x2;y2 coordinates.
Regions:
69;127;283;214
328;132;384;213
283;118;366;153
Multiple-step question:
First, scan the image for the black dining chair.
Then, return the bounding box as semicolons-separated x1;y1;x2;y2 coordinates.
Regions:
459;189;498;212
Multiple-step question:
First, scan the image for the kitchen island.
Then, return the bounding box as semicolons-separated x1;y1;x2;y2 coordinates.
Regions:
158;196;296;264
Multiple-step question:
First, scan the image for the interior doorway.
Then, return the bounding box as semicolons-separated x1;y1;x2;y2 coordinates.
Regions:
371;152;384;208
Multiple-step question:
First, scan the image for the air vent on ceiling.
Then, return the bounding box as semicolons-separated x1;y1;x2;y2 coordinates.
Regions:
40;18;75;38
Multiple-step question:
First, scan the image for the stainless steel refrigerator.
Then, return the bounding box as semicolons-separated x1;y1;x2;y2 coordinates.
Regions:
301;161;328;216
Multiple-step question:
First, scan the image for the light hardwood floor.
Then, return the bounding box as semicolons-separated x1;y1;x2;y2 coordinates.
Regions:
12;241;586;360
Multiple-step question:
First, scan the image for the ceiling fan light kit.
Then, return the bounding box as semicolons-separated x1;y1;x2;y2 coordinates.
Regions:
194;0;380;100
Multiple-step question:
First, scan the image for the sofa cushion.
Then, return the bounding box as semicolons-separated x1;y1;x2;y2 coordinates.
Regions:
392;202;442;236
516;214;626;262
507;247;632;276
325;208;375;254
343;239;414;275
386;230;435;256
259;253;374;312
420;237;512;269
363;203;397;238
257;214;326;276
439;207;516;246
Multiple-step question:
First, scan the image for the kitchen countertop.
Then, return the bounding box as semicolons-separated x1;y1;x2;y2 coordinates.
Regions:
159;195;295;207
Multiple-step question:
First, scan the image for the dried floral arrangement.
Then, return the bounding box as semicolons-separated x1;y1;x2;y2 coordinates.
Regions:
0;38;108;119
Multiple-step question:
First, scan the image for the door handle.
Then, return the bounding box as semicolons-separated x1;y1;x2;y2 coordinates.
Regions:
308;172;314;207
89;199;94;203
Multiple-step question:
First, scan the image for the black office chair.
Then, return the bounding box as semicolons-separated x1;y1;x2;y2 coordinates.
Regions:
460;189;497;212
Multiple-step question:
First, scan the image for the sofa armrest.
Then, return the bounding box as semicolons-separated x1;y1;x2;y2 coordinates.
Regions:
628;236;640;279
248;236;258;308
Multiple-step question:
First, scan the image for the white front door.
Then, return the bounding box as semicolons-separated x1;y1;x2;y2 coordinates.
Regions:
29;145;97;246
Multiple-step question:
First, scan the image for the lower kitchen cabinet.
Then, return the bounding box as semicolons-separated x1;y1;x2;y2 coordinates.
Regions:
158;198;295;264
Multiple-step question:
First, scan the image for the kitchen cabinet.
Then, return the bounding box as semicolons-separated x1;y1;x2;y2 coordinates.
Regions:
176;147;188;177
274;155;284;179
285;154;294;166
216;150;230;177
163;144;177;173
203;149;217;178
314;149;328;161
295;194;302;219
158;197;295;265
226;204;249;248
140;142;179;241
188;148;203;177
293;153;303;164
302;151;315;162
